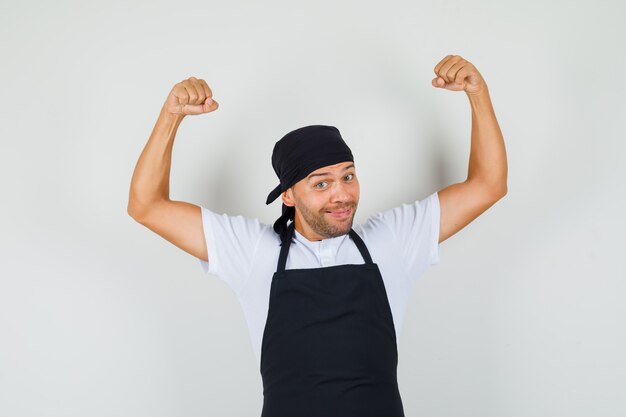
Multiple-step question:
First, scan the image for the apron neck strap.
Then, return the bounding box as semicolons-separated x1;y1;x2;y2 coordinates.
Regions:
277;222;374;273
277;222;295;273
348;228;373;264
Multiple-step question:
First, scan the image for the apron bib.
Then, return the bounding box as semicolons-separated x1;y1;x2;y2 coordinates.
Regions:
260;222;405;417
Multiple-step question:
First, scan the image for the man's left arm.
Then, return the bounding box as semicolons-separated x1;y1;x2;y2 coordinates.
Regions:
432;55;508;244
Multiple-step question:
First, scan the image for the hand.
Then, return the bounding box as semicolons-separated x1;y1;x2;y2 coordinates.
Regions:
432;55;487;96
163;77;219;116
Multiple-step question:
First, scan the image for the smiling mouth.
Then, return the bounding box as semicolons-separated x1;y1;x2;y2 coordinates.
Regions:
325;207;352;219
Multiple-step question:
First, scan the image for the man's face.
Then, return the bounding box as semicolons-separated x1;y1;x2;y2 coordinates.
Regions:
283;161;360;240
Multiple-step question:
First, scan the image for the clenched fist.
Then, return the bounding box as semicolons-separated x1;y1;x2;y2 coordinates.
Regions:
163;77;219;116
431;55;487;96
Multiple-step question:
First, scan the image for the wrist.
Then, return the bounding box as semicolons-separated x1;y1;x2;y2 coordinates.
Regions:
467;84;494;115
466;83;490;100
160;105;186;125
465;83;489;98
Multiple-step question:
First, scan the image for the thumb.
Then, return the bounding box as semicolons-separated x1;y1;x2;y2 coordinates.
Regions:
185;97;218;115
432;77;445;88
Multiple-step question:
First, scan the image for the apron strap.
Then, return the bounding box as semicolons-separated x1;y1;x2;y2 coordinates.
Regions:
348;228;373;265
276;223;374;273
277;222;295;273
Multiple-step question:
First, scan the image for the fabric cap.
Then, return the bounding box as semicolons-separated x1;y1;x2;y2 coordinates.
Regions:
266;124;354;239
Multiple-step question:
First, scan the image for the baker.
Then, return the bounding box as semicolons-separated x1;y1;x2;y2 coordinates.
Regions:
128;54;508;417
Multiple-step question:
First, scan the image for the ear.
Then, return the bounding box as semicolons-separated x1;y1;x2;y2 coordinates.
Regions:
281;188;295;207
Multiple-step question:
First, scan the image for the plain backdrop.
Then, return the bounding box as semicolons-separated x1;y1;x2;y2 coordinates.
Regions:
1;0;625;416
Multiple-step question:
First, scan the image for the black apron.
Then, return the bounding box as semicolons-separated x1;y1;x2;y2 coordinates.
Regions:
260;222;405;417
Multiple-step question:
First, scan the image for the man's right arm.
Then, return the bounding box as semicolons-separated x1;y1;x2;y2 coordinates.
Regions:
127;77;219;262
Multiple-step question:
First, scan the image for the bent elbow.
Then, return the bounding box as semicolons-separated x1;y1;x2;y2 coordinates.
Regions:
495;184;508;200
127;201;148;223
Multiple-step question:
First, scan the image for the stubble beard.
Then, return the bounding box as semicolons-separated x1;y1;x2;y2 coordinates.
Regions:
294;193;358;239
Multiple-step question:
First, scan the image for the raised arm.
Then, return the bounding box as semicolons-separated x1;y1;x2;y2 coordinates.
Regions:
431;55;508;244
127;77;219;262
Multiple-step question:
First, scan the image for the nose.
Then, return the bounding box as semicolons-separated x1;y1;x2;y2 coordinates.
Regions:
329;180;351;203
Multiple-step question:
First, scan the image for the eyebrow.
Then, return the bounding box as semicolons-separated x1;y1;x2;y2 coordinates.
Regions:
307;164;355;180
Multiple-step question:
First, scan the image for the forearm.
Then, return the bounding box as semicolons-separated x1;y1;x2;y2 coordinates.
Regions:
465;85;508;196
128;105;185;216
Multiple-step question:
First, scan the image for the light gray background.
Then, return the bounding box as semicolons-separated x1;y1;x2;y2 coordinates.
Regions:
1;0;624;416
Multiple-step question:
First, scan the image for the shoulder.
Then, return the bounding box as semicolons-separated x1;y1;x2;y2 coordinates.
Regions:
198;207;279;292
352;192;441;272
354;192;438;238
200;206;273;241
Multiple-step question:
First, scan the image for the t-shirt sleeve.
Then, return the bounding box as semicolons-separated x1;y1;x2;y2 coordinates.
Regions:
372;191;441;278
198;207;269;295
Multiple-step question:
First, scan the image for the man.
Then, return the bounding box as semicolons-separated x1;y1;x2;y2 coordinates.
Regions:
128;54;507;417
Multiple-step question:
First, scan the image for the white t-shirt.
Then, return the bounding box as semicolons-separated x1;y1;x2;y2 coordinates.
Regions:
198;191;441;369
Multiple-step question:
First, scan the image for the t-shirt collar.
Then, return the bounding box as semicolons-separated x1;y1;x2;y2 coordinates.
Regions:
292;226;349;248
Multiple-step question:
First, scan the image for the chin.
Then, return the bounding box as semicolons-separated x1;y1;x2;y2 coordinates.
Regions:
329;216;356;237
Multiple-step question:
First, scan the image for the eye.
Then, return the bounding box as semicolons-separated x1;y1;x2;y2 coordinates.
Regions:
315;181;328;189
344;173;354;181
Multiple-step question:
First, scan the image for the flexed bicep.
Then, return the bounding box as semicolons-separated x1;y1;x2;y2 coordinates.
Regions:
131;200;208;262
437;180;505;244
